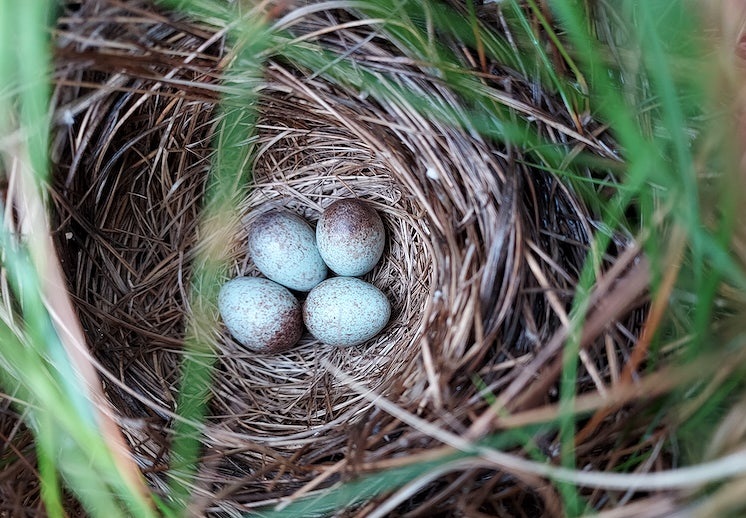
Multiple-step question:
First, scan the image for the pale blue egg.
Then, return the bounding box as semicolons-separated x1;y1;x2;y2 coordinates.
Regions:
303;277;391;347
249;210;328;291
218;277;302;353
316;199;385;277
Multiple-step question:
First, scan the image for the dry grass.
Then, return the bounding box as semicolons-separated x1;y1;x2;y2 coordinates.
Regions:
0;0;671;515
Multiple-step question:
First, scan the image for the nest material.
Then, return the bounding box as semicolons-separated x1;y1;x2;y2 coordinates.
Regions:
46;1;652;515
218;64;516;434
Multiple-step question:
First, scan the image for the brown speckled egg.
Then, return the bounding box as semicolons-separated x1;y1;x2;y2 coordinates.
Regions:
303;277;391;347
316;199;385;277
218;277;302;353
249;210;328;292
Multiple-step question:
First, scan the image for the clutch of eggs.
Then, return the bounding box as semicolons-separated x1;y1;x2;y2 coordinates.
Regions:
219;199;391;352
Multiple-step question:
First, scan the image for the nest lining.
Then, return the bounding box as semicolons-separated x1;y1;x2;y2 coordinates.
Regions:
45;1;652;515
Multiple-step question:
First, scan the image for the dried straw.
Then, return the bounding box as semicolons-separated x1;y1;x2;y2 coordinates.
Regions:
39;0;657;515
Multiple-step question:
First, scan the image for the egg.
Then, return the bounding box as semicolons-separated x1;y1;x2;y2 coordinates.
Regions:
248;210;328;291
218;277;303;353
303;277;391;347
316;199;385;277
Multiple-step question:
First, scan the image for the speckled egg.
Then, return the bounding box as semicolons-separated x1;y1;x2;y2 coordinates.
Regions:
248;210;328;291
316;199;385;277
218;277;303;353
303;277;391;347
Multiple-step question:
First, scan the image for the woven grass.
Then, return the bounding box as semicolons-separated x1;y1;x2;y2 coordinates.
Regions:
40;0;655;515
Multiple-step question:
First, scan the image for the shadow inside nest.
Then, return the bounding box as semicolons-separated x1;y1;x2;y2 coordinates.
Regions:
48;0;649;515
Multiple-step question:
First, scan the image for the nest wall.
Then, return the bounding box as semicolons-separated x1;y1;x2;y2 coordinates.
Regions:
47;1;650;515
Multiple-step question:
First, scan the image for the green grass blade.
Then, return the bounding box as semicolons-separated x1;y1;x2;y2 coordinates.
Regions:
251;429;543;517
0;219;156;517
166;9;269;510
0;1;157;515
15;0;52;182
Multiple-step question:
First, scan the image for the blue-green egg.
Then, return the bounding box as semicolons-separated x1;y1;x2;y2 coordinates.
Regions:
218;277;302;353
248;210;328;291
316;199;385;277
303;277;391;347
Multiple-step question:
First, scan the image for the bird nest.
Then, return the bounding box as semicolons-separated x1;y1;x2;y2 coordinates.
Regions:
48;0;650;515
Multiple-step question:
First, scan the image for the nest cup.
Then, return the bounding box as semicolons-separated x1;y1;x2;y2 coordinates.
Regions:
219;88;432;434
212;60;516;457
50;1;646;514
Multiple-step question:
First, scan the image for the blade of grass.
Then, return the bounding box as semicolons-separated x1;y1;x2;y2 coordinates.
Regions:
0;0;156;514
277;0;627;205
507;0;588;125
0;332;67;517
252;427;545;518
15;0;51;183
473;372;588;515
0;218;154;517
165;7;270;511
544;1;660;512
35;415;65;517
